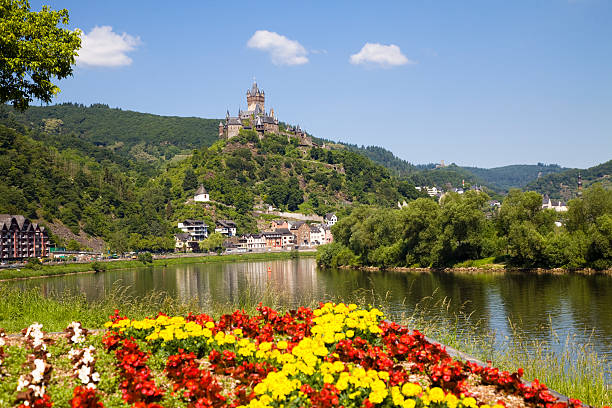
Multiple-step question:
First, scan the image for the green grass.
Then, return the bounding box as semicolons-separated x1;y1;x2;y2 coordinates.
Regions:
452;256;508;269
0;251;315;281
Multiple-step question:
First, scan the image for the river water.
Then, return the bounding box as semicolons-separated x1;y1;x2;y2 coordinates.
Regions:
9;258;612;378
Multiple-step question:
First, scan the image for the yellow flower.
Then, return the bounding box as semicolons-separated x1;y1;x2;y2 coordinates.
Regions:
445;393;459;408
346;330;355;338
428;387;445;403
462;397;477;408
401;383;422;397
205;321;215;329
277;340;288;350
402;399;416;408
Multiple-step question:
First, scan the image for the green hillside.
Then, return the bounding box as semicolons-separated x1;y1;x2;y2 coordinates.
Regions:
525;160;612;200
1;103;569;195
0;113;426;252
0;103;220;161
462;163;567;191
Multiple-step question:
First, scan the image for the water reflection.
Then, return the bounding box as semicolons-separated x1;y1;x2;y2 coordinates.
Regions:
9;259;612;368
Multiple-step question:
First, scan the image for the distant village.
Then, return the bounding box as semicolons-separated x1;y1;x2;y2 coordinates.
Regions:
174;183;335;252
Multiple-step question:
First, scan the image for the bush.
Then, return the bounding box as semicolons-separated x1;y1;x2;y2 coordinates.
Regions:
138;252;153;264
91;261;108;273
25;257;42;270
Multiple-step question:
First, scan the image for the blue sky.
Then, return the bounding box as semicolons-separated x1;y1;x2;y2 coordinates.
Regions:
33;0;612;168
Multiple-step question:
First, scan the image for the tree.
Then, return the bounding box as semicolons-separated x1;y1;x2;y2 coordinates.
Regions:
202;232;224;253
183;168;198;192
138;252;153;265
0;0;81;110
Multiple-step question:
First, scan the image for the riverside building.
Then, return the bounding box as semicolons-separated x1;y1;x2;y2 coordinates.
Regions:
0;215;50;261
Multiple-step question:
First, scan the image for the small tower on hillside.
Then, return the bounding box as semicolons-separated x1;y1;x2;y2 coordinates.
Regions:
578;173;583;196
246;81;265;113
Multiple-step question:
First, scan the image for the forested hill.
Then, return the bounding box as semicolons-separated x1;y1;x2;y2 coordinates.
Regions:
525;160;612;200
0;103;581;194
0;103;220;161
0;114;426;253
332;142;567;193
462;164;567;191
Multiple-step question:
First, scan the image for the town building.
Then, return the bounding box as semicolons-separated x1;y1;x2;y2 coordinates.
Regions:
237;234;266;250
309;225;326;246
542;195;568;212
175;220;208;251
323;225;334;244
324;213;337;227
262;229;294;249
178;219;208;240
270;220;289;231
0;215;50;261
290;221;311;246
194;185;209;202
215;220;237;236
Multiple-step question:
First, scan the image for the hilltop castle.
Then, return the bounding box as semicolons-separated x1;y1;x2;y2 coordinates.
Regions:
218;81;312;145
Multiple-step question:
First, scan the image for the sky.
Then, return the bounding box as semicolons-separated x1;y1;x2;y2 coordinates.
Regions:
31;0;612;169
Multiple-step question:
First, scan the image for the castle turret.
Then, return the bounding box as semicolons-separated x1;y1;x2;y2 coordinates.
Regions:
246;81;265;112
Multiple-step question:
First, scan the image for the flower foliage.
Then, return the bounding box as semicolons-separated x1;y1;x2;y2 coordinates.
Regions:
102;302;593;408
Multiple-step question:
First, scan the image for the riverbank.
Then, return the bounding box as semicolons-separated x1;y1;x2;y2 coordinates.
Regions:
0;250;316;281
337;264;612;276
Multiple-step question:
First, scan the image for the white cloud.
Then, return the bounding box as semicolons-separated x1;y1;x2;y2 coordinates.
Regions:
77;26;141;67
349;43;414;67
247;30;308;66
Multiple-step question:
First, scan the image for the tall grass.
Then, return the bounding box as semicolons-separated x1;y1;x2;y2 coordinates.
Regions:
398;294;611;407
0;284;609;406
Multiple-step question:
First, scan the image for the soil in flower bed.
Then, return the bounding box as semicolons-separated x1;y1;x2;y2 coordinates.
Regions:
0;304;608;408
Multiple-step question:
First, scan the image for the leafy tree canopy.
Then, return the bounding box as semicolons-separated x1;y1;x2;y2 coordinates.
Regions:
0;0;81;110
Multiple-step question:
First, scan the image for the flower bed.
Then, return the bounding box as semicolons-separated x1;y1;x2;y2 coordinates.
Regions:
0;303;609;408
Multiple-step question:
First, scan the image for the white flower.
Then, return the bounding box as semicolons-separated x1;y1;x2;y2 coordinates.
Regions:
30;359;46;383
17;375;30;391
91;372;100;382
77;365;91;384
33;384;45;398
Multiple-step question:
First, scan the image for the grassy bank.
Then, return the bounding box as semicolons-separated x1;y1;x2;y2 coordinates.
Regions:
0;285;609;406
0;251;315;281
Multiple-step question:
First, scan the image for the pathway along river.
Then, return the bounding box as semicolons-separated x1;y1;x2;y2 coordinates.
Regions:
8;257;612;381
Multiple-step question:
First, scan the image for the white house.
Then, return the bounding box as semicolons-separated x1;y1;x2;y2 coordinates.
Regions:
177;219;208;241
324;213;337;227
309;225;326;246
194;185;210;202
542;195;568;212
238;234;266;250
215;220;237;236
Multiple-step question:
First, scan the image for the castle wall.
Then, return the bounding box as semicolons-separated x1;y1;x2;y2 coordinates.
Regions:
227;124;241;139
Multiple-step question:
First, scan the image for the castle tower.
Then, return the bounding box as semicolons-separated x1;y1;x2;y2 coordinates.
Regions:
246;81;265;113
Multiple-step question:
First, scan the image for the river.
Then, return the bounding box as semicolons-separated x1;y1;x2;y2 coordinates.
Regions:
8;257;612;378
